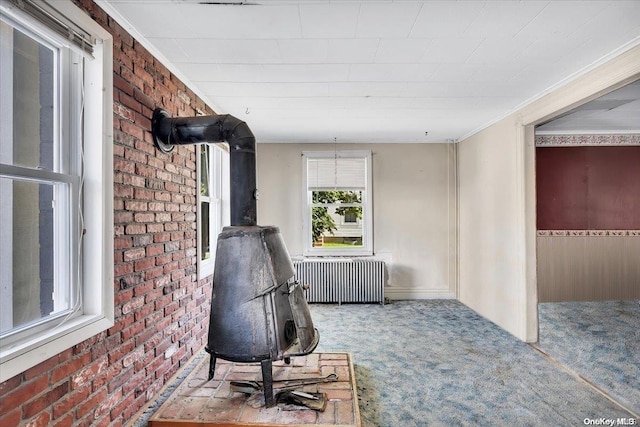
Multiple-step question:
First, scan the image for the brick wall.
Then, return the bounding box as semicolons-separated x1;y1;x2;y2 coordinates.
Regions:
0;1;215;425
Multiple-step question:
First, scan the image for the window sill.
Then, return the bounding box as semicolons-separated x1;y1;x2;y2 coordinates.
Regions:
0;313;113;382
301;249;374;258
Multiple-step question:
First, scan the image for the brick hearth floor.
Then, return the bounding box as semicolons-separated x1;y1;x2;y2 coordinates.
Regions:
148;353;360;427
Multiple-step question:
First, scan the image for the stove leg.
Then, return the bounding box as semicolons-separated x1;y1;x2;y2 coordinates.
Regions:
208;355;216;381
261;359;275;407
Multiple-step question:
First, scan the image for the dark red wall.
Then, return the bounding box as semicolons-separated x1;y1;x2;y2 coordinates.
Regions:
536;146;640;230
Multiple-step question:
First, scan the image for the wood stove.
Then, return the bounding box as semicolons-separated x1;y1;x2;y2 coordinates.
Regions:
151;109;319;407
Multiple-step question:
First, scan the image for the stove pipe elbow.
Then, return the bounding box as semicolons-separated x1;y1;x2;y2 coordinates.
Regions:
151;108;257;226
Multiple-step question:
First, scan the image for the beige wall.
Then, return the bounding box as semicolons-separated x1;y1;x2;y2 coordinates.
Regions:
256;142;457;299
458;44;640;342
537;235;640;302
458;118;532;340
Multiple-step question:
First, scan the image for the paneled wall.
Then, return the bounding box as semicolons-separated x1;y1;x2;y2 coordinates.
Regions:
536;135;640;302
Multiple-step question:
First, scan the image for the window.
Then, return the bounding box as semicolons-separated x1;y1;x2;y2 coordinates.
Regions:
0;0;113;382
302;151;373;256
197;143;230;279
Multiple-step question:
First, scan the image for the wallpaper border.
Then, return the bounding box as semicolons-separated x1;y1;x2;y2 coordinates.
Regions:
535;134;640;146
537;230;640;236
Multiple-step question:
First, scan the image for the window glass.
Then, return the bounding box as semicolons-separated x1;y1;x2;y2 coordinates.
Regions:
0;0;113;383
311;190;363;248
200;145;209;197
303;151;372;256
197;144;229;277
0;178;73;336
1;23;55;171
0;19;78;340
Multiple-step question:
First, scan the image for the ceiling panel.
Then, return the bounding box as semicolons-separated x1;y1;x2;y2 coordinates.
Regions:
420;37;484;64
355;2;422;38
299;3;360;38
374;39;431;63
348;63;439;82
182;4;302;39
175;39;281;64
99;0;640;143
327;39;379;63
410;1;485;38
462;1;548;37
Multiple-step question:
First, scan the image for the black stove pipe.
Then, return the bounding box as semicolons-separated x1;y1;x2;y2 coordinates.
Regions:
151;108;257;226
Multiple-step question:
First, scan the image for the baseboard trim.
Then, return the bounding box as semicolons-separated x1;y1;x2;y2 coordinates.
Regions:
385;287;455;300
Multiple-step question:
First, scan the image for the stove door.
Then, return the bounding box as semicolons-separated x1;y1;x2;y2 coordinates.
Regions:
285;284;319;356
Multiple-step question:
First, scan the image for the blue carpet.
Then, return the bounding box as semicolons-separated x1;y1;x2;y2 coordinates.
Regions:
134;300;637;426
536;300;640;415
311;300;636;427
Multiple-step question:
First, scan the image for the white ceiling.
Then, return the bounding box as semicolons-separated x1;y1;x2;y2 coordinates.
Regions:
97;0;640;143
536;79;640;134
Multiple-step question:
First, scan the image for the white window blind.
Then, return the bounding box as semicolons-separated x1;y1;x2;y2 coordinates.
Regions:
5;0;95;55
306;157;366;190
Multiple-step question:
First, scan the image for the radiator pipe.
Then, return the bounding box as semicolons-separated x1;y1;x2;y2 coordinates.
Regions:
151;108;257;226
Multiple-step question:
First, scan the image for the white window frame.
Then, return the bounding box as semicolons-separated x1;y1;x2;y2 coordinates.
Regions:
302;150;373;257
197;143;230;279
0;0;113;383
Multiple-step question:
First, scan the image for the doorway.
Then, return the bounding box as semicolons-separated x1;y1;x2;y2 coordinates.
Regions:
532;80;640;415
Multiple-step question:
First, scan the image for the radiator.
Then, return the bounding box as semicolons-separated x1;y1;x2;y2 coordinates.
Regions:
292;259;385;304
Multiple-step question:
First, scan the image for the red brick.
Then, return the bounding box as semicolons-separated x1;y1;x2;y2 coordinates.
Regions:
120;393;146;421
145;243;164;257
114;211;133;224
113;74;134;97
124;200;148;211
336;400;355;424
71;357;108;390
0;408;21;427
114;236;132;250
155;212;171;222
144;266;164;280
0;375;22;399
24;410;51;427
118;93;141;114
0;376;48;416
124;146;147;164
22;353;63;381
114;102;136;122
155;191;171;202
134;257;155;271
107;367;133;394
94;388;122;420
125;224;146;235
123;247;145;261
133;281;155;298
147;223;164;233
134;187;155;200
53;385;91;418
51;413;74;427
113;158;135;174
114;184;134;199
22;381;69;418
114;290;134;307
76;388;107;419
122;296;145;315
121;370;146;396
121;320;145;341
114;129;136;148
